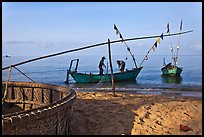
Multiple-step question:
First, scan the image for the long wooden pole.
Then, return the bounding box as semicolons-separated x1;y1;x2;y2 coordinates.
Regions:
108;39;115;96
2;30;193;70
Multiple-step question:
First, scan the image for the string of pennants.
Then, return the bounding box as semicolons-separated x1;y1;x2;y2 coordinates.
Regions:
140;19;182;67
113;20;182;67
142;32;164;63
114;24;125;42
113;24;163;67
114;24;163;54
113;24;137;68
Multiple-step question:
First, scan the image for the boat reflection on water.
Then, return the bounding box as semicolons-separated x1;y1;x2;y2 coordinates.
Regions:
161;74;182;84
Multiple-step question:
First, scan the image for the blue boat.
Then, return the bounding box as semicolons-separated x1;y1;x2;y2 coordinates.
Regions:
70;67;143;83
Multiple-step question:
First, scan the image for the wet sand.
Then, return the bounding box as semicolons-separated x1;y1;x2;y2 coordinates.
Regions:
70;91;202;135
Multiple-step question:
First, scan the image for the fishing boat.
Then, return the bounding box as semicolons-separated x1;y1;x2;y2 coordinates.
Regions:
70;66;143;83
70;68;143;83
161;62;183;76
65;55;143;83
161;20;184;76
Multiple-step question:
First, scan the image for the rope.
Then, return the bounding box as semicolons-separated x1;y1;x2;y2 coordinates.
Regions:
123;40;137;68
114;24;137;68
139;33;164;67
168;31;174;58
88;65;111;92
139;47;153;67
176;19;183;66
94;72;110;88
13;66;36;83
2;66;12;105
168;21;183;66
2;65;35;105
175;30;181;65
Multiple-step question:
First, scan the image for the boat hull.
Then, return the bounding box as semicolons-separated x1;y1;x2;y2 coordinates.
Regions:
161;64;183;76
161;75;182;84
70;67;143;83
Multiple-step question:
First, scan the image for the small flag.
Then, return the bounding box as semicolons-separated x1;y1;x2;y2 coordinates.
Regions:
157;37;161;44
160;33;163;40
180;19;182;31
167;22;170;33
170;47;173;52
147;50;150;54
114;24;118;30
119;34;124;42
119;33;123;39
154;41;157;48
114;24;119;35
152;45;155;51
145;55;148;60
127;47;130;51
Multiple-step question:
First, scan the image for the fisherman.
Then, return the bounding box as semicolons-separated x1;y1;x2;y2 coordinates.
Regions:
98;56;106;75
117;60;126;72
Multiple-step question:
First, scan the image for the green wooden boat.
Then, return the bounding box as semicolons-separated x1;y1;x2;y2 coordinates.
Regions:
70;67;143;83
162;20;185;77
161;63;183;76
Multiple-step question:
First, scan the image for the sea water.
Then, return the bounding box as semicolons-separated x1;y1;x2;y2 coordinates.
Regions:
2;55;202;97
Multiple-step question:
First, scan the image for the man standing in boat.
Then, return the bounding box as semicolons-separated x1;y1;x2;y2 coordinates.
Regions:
98;56;106;75
117;60;126;72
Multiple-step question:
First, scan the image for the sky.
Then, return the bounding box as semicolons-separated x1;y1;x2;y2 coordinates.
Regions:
2;2;202;57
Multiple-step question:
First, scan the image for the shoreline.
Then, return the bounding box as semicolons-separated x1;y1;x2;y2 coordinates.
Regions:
71;87;202;98
70;90;202;135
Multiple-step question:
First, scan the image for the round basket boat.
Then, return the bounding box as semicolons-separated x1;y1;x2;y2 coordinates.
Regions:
2;81;76;135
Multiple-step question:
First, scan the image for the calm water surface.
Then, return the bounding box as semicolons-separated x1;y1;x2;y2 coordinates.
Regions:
2;55;202;97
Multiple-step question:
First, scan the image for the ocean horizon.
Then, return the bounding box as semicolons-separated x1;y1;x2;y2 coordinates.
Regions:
2;54;202;98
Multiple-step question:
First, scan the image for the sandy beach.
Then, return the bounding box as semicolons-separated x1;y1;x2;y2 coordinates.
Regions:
70;91;202;135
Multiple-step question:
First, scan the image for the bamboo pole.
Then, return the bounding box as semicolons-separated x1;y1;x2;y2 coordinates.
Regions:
2;30;193;70
107;39;115;96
